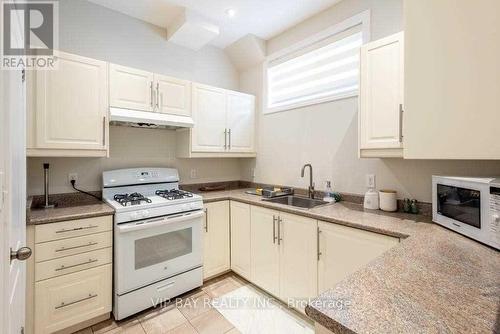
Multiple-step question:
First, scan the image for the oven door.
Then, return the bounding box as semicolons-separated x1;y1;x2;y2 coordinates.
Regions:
115;210;203;295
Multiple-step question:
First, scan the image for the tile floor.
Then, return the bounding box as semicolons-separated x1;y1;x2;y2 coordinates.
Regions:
75;273;314;334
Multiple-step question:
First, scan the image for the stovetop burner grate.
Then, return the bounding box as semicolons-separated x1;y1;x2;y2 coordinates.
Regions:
155;189;194;200
114;192;152;206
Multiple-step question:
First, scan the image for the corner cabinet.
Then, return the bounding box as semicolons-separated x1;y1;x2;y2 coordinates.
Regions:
359;32;404;158
317;221;399;294
176;83;256;158
27;51;109;157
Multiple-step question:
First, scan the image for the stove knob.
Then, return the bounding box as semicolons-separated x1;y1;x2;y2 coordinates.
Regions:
141;210;150;218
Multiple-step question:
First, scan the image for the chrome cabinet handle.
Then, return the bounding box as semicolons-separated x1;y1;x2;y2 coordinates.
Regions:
55;225;98;234
277;216;282;245
228;129;232;149
224;129;227;149
102;116;106;147
204;208;208;232
55;258;98;271
156;82;160;109
150;81;154;108
55;242;98;252
317;227;322;261
399;104;404;143
272;215;277;244
55;293;97;310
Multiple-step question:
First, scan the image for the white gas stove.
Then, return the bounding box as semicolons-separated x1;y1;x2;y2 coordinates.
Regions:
102;168;204;320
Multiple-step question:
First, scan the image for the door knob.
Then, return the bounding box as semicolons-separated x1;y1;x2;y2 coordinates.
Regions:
10;247;32;262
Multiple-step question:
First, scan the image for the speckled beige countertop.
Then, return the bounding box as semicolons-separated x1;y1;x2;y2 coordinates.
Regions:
27;194;114;225
200;189;500;334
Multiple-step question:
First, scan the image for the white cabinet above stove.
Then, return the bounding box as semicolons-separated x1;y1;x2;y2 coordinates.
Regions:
176;83;256;158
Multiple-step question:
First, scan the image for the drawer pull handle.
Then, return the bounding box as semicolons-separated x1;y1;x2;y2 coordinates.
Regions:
56;225;98;234
55;258;98;271
55;242;98;252
55;293;98;310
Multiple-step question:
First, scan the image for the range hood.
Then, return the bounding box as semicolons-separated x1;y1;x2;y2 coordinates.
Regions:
109;108;194;129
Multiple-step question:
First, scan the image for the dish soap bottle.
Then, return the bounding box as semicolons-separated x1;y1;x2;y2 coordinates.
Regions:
323;181;335;202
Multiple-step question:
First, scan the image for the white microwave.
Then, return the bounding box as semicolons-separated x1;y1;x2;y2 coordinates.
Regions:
432;176;500;250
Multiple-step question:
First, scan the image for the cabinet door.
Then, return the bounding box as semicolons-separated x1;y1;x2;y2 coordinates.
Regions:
250;206;280;297
34;264;112;334
317;221;399;294
109;63;154;112
359;32;404;150
34;51;108;150
230;201;251;279
203;201;230;279
191;83;227;152
155;74;191;116
227;92;255;153
279;213;317;310
404;1;500;159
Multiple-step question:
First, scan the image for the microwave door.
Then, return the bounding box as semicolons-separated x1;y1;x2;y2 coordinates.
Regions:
437;184;481;228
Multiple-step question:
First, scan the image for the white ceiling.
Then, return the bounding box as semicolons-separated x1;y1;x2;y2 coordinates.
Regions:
86;0;343;48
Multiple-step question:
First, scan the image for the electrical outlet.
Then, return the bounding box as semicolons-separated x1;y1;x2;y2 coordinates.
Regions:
366;174;376;188
68;173;78;183
190;169;197;179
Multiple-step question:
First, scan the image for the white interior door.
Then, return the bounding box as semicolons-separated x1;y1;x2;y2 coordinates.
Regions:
0;7;29;334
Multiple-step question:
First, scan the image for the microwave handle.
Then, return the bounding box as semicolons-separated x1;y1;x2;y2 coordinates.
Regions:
117;211;204;234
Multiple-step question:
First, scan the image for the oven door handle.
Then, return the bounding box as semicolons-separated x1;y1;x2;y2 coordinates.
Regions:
117;211;204;233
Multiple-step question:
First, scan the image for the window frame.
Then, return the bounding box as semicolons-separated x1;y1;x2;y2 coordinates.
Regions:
263;10;371;114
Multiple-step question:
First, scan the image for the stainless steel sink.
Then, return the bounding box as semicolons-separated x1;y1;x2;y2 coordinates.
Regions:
262;196;328;209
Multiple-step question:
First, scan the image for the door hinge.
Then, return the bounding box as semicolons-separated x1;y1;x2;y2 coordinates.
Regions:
20;326;25;334
21;69;25;83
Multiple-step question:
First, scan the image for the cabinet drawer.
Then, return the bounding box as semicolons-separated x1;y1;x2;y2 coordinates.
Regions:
35;216;112;243
34;264;112;334
35;247;112;282
35;231;112;263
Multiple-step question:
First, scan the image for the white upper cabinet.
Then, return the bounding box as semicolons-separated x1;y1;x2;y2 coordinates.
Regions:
404;0;500;159
155;74;191;117
109;64;154;112
27;51;108;157
227;91;255;153
359;32;404;158
191;83;227;152
177;83;256;158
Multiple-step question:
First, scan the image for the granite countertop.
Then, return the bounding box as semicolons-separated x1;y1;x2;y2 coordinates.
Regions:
199;189;500;334
27;193;115;225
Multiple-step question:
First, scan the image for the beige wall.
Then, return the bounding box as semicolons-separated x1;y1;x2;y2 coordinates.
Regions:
239;0;500;202
27;0;241;196
28;126;242;196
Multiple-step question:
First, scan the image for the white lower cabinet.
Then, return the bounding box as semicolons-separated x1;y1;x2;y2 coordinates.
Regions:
278;213;318;311
250;206;280;296
203;201;230;279
34;264;112;334
317;221;399;294
230;201;251;279
27;216;113;334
